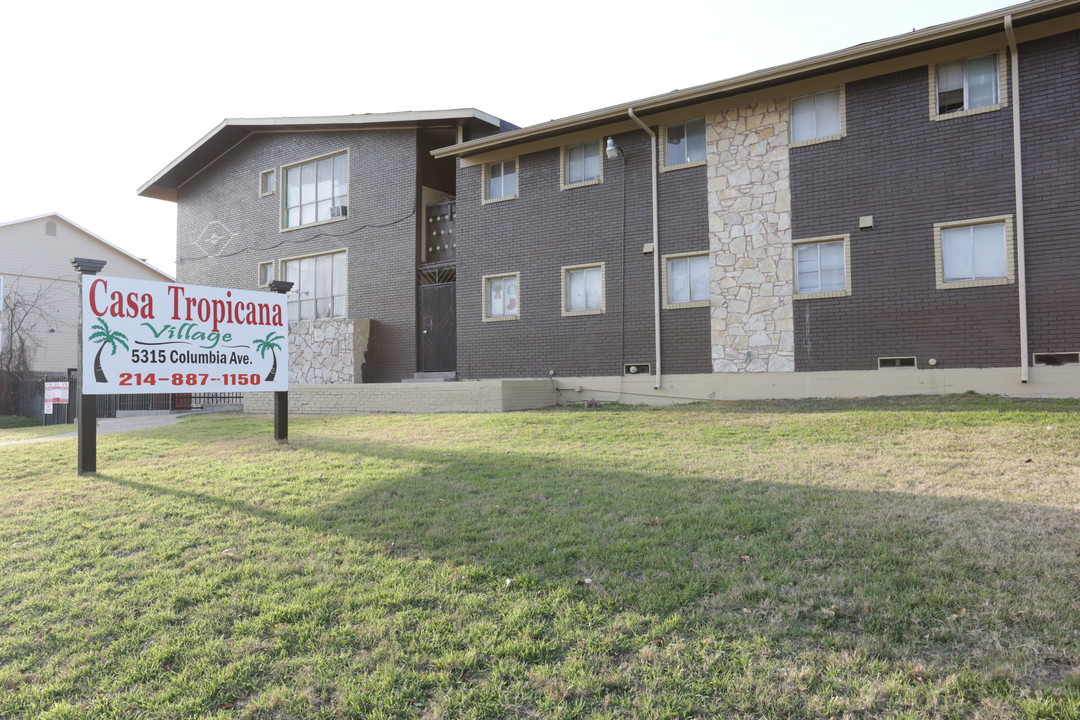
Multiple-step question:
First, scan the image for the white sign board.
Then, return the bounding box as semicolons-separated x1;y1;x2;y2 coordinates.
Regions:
80;276;288;394
45;382;69;404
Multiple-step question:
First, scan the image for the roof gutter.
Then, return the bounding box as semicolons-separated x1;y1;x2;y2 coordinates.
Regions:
433;0;1076;160
626;109;662;391
1005;14;1030;383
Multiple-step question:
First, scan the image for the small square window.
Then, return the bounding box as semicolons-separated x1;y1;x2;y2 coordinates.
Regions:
664;118;706;168
791;88;843;145
259;169;276;196
792;235;851;299
483;273;520;321
663;252;710;308
258;261;274;287
484;159;517;203
561;141;602;189
562;263;605;316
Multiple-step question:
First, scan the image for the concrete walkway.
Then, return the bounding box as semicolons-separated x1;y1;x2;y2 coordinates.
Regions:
1;413;188;447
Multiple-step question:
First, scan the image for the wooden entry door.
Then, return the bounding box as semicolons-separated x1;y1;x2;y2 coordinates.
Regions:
418;274;456;372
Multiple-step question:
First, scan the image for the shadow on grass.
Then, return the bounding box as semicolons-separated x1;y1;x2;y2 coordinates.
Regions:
98;426;1080;681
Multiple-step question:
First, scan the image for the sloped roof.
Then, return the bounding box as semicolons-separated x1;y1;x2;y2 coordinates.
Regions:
0;212;173;280
433;0;1079;159
139;109;510;202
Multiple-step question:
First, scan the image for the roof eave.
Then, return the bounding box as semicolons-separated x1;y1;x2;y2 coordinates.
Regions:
433;0;1077;159
138;109;506;201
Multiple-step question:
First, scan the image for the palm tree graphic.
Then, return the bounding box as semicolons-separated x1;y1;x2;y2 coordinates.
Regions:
253;332;285;382
88;319;129;383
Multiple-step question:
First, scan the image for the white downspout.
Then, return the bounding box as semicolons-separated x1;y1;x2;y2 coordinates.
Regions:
627;108;662;390
1005;15;1030;383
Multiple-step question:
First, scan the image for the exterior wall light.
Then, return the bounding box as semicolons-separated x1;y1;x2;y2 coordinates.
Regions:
605;137;622;160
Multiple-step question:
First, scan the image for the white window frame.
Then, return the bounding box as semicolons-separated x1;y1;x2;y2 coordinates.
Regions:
281;150;349;231
792;235;851;300
482;272;520;322
929;50;1007;121
257;261;274;288
661;251;710;309
933;215;1014;290
482;158;518;204
560;141;603;190
662;118;707;171
259;169;276;197
790;87;846;147
561;263;605;317
281;249;348;321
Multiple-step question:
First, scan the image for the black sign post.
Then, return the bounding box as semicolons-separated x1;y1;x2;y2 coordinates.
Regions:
268;280;293;443
72;257;107;476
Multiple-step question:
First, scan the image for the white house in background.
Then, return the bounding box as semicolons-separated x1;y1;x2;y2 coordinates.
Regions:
0;213;172;374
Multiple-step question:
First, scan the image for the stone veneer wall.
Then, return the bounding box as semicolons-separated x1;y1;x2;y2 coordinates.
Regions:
288;318;370;384
707;100;795;372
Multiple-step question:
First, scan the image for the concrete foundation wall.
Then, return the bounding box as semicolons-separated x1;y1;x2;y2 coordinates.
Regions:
245;365;1078;415
244;379;558;414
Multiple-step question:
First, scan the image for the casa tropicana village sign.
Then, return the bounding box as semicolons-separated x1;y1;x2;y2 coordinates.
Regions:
81;276;289;394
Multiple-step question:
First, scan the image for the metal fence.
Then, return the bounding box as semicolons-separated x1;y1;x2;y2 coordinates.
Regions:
1;371;242;423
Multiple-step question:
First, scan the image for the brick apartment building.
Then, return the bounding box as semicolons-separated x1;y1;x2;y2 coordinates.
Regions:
140;0;1080;406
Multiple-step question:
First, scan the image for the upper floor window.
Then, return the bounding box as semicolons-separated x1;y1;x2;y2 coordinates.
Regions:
936;53;998;114
283;152;348;229
562;141;601;189
791;89;843;145
283;251;347;320
484;159;517;203
664;118;706;168
934;216;1013;289
259;169;276;196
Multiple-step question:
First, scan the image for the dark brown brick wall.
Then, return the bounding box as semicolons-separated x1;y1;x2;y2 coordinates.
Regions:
455;128;711;380
790;63;1020;371
1018;30;1080;360
176;130;421;383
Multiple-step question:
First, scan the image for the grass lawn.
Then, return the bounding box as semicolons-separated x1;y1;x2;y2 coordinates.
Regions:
0;395;1078;719
0;416;76;444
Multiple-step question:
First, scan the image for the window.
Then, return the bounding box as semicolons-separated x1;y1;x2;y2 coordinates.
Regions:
484;159;517;203
561;141;601;188
934;217;1013;289
791;88;843;144
483;273;520;321
663;252;709;308
283;152;348;229
664;118;706;168
931;52;1004;119
283;251;347;320
937;54;997;114
562;263;604;316
258;261;273;287
259;169;276;196
792;235;850;299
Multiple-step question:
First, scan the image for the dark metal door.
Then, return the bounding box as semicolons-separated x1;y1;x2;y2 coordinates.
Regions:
419;281;456;372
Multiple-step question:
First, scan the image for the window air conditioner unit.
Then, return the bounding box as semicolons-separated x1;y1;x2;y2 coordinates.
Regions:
330;205;348;218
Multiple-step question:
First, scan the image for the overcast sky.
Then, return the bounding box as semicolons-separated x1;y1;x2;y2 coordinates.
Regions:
3;0;1014;277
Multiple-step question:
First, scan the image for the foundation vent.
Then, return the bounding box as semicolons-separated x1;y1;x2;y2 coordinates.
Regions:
878;357;916;369
1033;352;1080;366
624;363;651;376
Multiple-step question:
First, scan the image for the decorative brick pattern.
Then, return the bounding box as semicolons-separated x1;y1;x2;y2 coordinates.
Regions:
707;101;794;373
